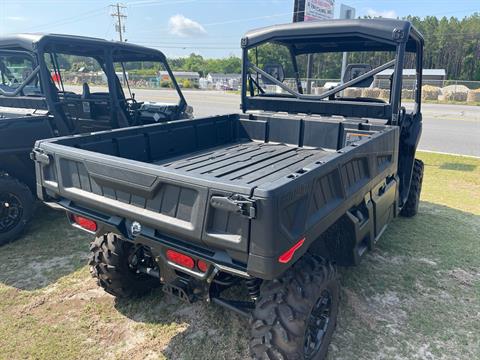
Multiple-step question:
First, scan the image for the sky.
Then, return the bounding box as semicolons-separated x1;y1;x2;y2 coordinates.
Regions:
0;0;478;58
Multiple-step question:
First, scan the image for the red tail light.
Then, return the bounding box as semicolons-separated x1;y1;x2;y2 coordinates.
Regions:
166;250;195;270
71;214;97;232
278;238;305;264
197;260;209;273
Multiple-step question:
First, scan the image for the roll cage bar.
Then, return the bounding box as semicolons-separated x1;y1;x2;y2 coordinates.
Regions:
248;59;396;101
240;19;424;125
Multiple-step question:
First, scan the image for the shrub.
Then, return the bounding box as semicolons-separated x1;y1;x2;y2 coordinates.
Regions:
160;80;172;88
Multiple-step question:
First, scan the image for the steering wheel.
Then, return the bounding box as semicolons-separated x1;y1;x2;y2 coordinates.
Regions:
124;97;137;104
122;97;144;112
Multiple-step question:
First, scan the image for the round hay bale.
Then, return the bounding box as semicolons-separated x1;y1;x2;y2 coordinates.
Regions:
344;88;362;97
440;84;469;102
402;89;414;100
361;88;381;98
313;87;327;95
422;85;441;100
467;88;480;103
379;89;390;100
441;84;469;95
443;91;468;102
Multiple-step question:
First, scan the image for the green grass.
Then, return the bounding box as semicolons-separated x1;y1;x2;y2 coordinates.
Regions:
0;151;479;359
331;152;480;359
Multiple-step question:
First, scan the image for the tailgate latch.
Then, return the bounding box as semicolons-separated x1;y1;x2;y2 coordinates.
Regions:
210;195;256;219
30;148;51;165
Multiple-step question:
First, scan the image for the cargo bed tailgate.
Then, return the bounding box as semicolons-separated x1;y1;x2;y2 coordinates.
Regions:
34;141;253;255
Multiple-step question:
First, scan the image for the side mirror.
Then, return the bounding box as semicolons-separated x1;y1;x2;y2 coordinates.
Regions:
263;63;285;84
343;64;373;88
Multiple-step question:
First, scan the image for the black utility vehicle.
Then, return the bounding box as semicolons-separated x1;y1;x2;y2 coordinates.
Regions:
0;34;191;244
34;19;425;359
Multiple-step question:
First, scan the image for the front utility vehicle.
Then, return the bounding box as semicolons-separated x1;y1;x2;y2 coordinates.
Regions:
34;19;424;359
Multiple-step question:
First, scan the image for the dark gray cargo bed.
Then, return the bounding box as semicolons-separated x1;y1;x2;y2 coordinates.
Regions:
34;113;399;278
158;141;331;187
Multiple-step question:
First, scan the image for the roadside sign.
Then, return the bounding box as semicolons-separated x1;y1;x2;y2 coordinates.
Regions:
304;0;335;21
340;4;355;20
292;0;335;94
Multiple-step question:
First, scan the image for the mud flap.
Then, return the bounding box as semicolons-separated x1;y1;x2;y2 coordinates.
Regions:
371;177;397;240
319;196;375;266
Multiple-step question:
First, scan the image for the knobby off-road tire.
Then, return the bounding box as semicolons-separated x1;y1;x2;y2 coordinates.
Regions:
89;233;160;298
250;254;340;360
0;175;35;246
400;158;424;217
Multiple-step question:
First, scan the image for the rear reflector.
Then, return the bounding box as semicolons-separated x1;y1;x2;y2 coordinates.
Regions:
197;260;209;273
71;214;97;232
278;238;305;264
166;250;195;270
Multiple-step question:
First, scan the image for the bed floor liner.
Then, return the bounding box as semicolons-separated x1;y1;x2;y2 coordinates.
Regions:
156;141;331;188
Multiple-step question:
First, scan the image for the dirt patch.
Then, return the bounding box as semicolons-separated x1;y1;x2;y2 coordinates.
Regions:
370;252;439;267
446;268;479;287
66;287;106;301
344;289;408;333
0;252;87;290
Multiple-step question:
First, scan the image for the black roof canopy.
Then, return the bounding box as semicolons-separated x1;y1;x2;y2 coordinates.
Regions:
242;19;424;54
0;33;167;61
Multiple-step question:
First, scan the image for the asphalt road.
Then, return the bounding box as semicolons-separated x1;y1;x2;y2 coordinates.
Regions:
90;87;480;157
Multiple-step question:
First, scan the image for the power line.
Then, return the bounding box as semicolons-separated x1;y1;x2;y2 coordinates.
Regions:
23;6;107;31
110;3;127;42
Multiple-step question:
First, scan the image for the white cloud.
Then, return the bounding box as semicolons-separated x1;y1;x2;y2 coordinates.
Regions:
168;14;207;37
366;9;397;19
6;16;27;21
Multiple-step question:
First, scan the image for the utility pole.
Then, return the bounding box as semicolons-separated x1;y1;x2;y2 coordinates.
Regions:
340;5;356;82
110;3;127;42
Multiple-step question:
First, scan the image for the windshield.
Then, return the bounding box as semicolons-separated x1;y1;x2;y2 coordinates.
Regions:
113;60;181;105
0;52;41;96
246;43;418;104
42;50;182;106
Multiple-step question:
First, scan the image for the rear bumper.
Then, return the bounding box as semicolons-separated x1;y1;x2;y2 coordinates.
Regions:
57;199;259;279
57;198;295;280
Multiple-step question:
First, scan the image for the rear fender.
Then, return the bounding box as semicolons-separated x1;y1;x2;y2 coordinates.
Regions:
0;153;35;190
398;112;422;205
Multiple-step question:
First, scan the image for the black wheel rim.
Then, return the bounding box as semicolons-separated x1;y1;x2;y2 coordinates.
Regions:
0;192;23;234
304;289;333;359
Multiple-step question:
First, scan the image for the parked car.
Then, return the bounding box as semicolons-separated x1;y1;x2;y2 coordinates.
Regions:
33;19;424;359
0;34;192;245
